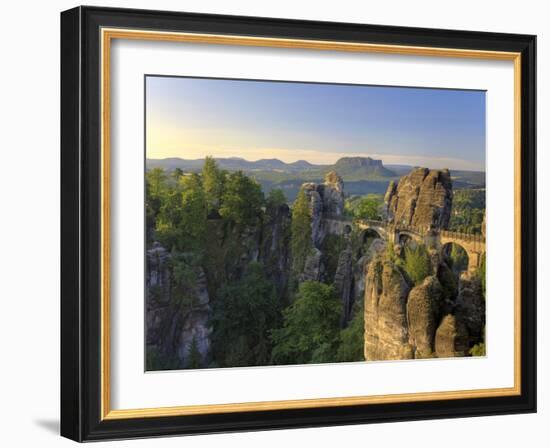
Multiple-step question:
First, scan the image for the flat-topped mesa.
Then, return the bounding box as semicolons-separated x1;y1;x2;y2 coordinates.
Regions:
384;167;453;231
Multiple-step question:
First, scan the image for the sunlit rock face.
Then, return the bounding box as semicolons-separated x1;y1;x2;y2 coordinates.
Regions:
363;256;413;361
435;314;469;358
385;167;453;231
407;275;442;359
302;171;346;248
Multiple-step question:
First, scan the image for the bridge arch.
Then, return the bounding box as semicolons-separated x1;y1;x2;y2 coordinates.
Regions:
439;230;485;273
395;230;423;246
442;242;469;274
357;228;384;257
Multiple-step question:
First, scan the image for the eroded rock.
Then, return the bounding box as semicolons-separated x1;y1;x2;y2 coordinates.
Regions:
364;257;413;361
407;275;442;358
385;167;453;231
435;314;469;358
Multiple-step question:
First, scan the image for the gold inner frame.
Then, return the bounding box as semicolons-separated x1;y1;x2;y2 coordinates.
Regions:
100;27;522;420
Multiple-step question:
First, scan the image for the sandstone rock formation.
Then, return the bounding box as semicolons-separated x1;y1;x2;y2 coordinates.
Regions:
364;256;413;361
407;275;442;358
301;248;324;282
302;171;346;248
435;314;469;357
333;245;354;323
353;238;387;301
385;167;453;231
146;243;211;368
455;274;486;342
259;202;292;298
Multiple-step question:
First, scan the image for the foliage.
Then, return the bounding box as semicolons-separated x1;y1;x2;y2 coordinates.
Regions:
155;173;207;253
449;189;486;234
169;252;203;307
477;253;486;298
438;262;458;303
210;263;280;368
345;195;383;220
187;337;203;369
447;243;469;274
337;305;365;362
403;244;432;285
386;241;397;263
321;234;346;283
202;156;226;214
146;347;181;371
219;171;264;226
271;282;342;365
290;187;313;273
470;342;486;357
172;167;184;180
145;168;168;242
266;188;288;208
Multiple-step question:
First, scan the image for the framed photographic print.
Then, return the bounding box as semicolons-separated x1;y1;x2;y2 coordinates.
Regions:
60;6;536;442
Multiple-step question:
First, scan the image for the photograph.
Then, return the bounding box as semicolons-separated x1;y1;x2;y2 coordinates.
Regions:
144;76;487;371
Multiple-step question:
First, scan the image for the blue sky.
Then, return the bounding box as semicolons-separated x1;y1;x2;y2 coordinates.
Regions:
146;76;486;171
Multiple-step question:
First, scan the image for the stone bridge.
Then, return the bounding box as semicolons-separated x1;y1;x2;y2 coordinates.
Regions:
354;219;486;273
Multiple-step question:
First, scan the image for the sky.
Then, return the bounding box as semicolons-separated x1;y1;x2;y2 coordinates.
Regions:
146;76;486;171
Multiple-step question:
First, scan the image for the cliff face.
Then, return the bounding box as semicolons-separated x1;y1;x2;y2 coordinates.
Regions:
385;167;453;230
363;166;485;361
363;253;485;361
146;200;293;368
407;276;442;358
259;203;292;299
298;171;347;284
146;243;211;368
364;256;413;360
302;170;346;249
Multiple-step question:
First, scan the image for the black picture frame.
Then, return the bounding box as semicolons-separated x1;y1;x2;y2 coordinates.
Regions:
61;5;536;442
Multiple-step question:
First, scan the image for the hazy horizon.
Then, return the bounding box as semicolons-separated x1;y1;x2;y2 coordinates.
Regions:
145;154;484;173
146;76;486;171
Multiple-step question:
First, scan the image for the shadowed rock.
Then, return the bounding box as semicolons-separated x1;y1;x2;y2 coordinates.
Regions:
146;244;211;368
334;246;354;323
455;273;485;342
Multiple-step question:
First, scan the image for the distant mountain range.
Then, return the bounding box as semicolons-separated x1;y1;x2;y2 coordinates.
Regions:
146;156;485;201
147;156;396;178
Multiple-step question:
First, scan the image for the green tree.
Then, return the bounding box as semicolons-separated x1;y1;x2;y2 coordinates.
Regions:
202;156;226;214
266;188;287;208
145;168;168;235
187;336;202;369
155;173;207;253
354;196;382;220
448;243;469;274
172;167;184;180
477;253;486;298
210;263;280;367
403;244;432;285
470;342;486;356
219;171;264;226
271;282;341;365
290;187;312;273
337;306;365;362
449;189;486;234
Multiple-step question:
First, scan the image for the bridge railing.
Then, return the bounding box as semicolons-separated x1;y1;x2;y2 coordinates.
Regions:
440;230;485;244
354;219;485;244
354;219;389;228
